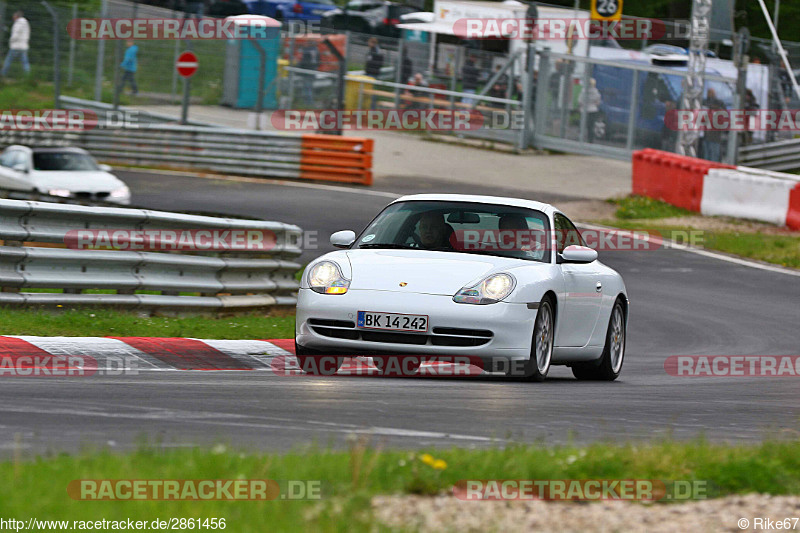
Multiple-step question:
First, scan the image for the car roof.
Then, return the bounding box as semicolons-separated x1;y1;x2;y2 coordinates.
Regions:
31;146;89;154
392;194;556;215
4;145;88;154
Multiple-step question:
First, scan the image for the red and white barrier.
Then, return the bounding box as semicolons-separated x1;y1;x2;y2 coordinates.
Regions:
632;149;800;230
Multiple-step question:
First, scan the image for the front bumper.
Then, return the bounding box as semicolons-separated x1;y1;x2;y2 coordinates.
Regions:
296;288;537;363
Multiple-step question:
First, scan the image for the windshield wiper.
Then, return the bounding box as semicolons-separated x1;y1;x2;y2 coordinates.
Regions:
358;243;417;249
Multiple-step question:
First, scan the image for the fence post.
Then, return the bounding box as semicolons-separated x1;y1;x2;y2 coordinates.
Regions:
625;69;640;151
0;2;6;59
322;37;346;135
94;0;107;101
41;1;61;109
394;38;404;108
67;3;77;86
521;44;536;149
533;48;551;149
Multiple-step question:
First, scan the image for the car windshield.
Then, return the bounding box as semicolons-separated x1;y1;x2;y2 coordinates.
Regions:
33;152;99;171
355;200;551;263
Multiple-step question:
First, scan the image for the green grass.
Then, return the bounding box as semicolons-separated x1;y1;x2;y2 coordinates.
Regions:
2;440;800;531
598;196;800;269
0;308;294;339
609;196;695;220
605;220;800;269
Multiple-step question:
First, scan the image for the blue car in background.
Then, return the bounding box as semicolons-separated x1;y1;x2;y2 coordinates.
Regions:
591;61;734;146
245;0;337;21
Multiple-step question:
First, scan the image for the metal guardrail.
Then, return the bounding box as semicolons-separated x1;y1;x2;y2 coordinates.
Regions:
60;96;219;128
0;199;302;312
0;126;374;185
738;138;800;172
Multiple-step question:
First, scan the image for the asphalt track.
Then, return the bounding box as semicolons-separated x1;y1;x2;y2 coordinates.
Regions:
1;169;798;456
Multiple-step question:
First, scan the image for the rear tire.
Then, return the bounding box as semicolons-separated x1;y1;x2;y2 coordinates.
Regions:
572;300;625;381
295;341;343;376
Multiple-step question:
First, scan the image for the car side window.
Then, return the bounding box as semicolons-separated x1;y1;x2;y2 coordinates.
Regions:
554;213;585;255
0;151;13;167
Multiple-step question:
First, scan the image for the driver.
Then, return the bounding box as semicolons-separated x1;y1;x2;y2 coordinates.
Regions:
417;212;452;249
499;213;544;259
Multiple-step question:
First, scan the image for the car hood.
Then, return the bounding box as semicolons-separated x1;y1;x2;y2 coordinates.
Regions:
30;171;125;192
345;249;526;295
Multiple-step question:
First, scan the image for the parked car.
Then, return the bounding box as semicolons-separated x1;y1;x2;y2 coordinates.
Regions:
0;146;131;205
244;0;337;22
320;1;420;37
295;194;629;382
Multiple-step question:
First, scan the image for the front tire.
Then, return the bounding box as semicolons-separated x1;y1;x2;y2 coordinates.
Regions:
572;300;625;381
295;341;343;376
508;297;554;382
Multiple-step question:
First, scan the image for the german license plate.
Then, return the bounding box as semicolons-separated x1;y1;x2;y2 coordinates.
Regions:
357;311;428;332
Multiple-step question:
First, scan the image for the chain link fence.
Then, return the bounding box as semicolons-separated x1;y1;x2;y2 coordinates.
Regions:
1;0;799;162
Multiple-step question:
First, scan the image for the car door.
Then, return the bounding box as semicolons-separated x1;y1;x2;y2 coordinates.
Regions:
554;212;603;347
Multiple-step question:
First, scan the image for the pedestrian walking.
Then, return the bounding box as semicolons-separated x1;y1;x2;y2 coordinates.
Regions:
1;11;30;77
119;40;139;95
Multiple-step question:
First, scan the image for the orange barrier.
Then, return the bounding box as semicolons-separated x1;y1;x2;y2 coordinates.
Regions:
299;134;374;186
632;149;734;212
788;183;800;230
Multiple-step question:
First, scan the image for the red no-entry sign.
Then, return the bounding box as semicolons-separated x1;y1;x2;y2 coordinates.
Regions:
176;51;198;78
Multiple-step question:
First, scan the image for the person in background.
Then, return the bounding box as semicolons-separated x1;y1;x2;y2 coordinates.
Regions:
1;11;30;77
119;40;139;96
702;88;725;162
365;37;384;78
365;38;384;109
661;100;678;151
298;41;319;106
403;72;429;110
582;78;602;143
461;55;479;106
488;64;508;108
744;88;759;145
400;49;413;86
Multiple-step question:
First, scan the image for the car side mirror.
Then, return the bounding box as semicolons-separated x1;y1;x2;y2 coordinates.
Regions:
98;164;112;172
12;163;27;173
330;230;356;248
560;245;598;264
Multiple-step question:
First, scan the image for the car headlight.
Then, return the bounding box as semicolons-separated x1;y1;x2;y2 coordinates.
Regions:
453;273;516;305
48;188;71;198
110;186;130;198
308;260;350;295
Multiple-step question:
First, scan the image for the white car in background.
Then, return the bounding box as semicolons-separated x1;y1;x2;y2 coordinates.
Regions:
296;194;629;381
0;145;131;205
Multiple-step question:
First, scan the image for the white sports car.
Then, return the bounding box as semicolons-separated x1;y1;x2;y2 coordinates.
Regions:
0;145;131;205
296;194;628;381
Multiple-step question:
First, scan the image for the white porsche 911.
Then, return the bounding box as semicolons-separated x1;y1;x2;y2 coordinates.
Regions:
295;194;628;381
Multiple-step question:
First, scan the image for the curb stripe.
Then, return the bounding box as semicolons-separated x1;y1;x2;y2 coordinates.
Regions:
0;336;57;366
15;336;172;370
108;337;253;370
